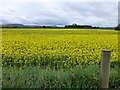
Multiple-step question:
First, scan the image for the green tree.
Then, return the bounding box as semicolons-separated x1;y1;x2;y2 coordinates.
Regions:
115;24;120;30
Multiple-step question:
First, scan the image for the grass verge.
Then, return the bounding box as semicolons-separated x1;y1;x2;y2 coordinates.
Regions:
2;65;120;88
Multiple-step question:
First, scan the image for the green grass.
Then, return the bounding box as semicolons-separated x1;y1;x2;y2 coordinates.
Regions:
2;65;120;88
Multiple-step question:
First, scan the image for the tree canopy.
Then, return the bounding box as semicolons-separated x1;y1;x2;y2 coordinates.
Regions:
115;24;120;30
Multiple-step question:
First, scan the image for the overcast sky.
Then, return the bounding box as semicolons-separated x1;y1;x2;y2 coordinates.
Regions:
0;0;119;27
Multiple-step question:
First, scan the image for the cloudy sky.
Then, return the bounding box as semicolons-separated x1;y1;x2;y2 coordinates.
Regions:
0;0;119;27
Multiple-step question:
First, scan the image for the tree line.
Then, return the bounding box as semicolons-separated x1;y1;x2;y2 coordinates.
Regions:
1;23;119;30
64;23;99;29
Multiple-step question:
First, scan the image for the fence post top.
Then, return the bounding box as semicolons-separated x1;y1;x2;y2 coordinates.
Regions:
102;49;111;53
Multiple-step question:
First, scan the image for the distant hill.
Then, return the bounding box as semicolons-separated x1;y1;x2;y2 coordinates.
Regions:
2;24;25;28
1;24;58;28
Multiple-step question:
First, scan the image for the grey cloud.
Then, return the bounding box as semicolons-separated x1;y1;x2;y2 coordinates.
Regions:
1;1;118;27
59;2;117;26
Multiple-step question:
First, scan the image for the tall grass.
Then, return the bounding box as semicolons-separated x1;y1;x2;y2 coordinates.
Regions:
2;65;119;88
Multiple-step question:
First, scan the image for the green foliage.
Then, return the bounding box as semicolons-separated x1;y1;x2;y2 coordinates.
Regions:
115;24;120;30
2;65;119;88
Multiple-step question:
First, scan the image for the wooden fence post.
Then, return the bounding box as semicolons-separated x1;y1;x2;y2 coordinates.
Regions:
100;49;111;88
